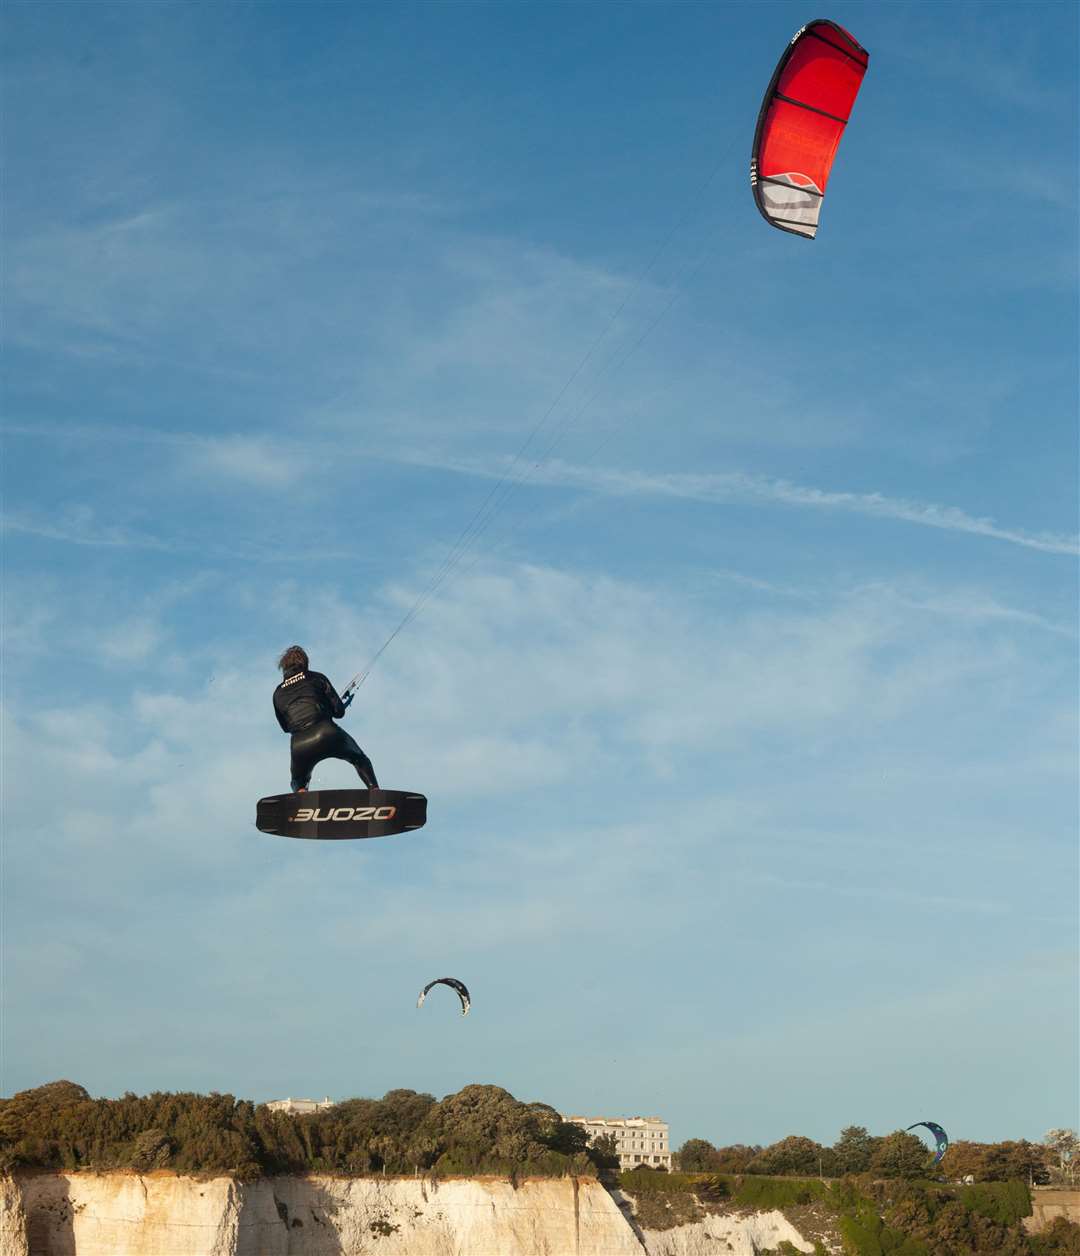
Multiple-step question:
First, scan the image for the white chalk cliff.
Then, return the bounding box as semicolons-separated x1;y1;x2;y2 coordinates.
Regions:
2;1172;822;1255
640;1212;817;1256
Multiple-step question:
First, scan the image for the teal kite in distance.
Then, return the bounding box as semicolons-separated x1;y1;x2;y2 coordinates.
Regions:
907;1121;949;1163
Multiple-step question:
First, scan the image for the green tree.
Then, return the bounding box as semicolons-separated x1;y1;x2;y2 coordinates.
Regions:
591;1133;620;1172
525;1105;591;1157
870;1130;931;1180
748;1135;835;1177
981;1139;1049;1183
834;1125;877;1174
1044;1130;1079;1186
712;1144;757;1173
676;1138;720;1172
939;1139;988;1182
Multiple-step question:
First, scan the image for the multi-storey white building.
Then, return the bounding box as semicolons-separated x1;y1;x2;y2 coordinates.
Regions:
561;1114;672;1170
265;1096;336;1114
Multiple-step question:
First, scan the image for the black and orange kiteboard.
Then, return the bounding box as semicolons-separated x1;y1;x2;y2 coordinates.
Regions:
256;789;427;840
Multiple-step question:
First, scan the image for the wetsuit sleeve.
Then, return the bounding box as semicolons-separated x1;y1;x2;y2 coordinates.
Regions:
318;673;347;719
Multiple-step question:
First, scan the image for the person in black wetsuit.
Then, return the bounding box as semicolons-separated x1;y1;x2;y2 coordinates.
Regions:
273;645;379;792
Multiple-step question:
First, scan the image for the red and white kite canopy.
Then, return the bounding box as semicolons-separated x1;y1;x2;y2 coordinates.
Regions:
750;19;869;239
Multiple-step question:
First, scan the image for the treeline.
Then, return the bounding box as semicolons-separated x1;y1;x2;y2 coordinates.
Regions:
676;1125;1074;1184
619;1169;1080;1255
0;1080;614;1180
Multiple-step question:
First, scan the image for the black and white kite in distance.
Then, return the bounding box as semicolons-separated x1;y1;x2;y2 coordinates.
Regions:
417;977;471;1016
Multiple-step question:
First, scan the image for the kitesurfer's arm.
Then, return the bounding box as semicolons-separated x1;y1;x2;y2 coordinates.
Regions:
273;691;291;732
315;672;347;720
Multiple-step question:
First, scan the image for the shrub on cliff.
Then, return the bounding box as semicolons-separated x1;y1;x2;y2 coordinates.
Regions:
617;1169;737;1232
733;1175;830;1208
0;1084;263;1177
421;1086;595;1177
251;1085;583;1177
1030;1217;1080;1255
956;1179;1032;1226
882;1183;1033;1255
941;1139;1052;1184
129;1129;174;1171
0;1081;604;1180
619;1169;726;1196
837;1198;929;1256
0;1080;95;1171
838;1178;1037;1255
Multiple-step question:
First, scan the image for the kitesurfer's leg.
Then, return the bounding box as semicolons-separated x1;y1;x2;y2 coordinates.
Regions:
333;727;379;790
289;721;338;792
289;741;312;792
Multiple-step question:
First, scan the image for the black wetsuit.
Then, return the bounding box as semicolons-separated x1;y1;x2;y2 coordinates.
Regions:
273;667;378;792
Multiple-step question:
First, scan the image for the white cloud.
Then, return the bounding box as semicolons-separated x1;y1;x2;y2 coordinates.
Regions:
193;435;308;487
3;422;311;489
402;454;1079;557
100;617;163;664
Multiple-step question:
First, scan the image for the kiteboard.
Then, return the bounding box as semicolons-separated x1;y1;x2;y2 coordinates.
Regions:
255;789;427;840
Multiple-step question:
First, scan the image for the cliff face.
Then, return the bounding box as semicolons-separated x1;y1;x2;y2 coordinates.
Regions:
1025;1189;1080;1234
1;1174;30;1256
8;1172;1074;1254
6;1174;643;1256
640;1212;817;1256
0;1173;829;1256
14;1172;243;1256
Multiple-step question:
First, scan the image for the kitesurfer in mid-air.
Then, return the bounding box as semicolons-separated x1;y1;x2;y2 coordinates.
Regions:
274;646;379;793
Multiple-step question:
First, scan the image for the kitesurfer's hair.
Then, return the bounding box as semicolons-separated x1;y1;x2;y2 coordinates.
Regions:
279;645;309;673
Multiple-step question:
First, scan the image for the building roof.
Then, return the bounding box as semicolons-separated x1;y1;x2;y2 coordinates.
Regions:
563;1114;666;1125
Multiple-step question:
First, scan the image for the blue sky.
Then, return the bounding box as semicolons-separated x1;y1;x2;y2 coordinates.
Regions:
2;0;1076;1152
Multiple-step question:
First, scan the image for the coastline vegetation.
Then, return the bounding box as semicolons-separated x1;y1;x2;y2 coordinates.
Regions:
618;1168;1079;1254
3;1083;1077;1254
0;1080;609;1180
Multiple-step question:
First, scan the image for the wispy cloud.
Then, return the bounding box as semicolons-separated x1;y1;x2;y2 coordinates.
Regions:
744;870;1008;916
3;422;309;488
867;583;1076;638
1;506;177;552
709;571;1074;637
194;435;306;487
397;454;1080;557
883;7;1072;114
0;504;351;563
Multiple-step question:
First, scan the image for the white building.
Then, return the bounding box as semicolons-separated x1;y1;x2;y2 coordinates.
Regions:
562;1114;672;1170
266;1096;336;1114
